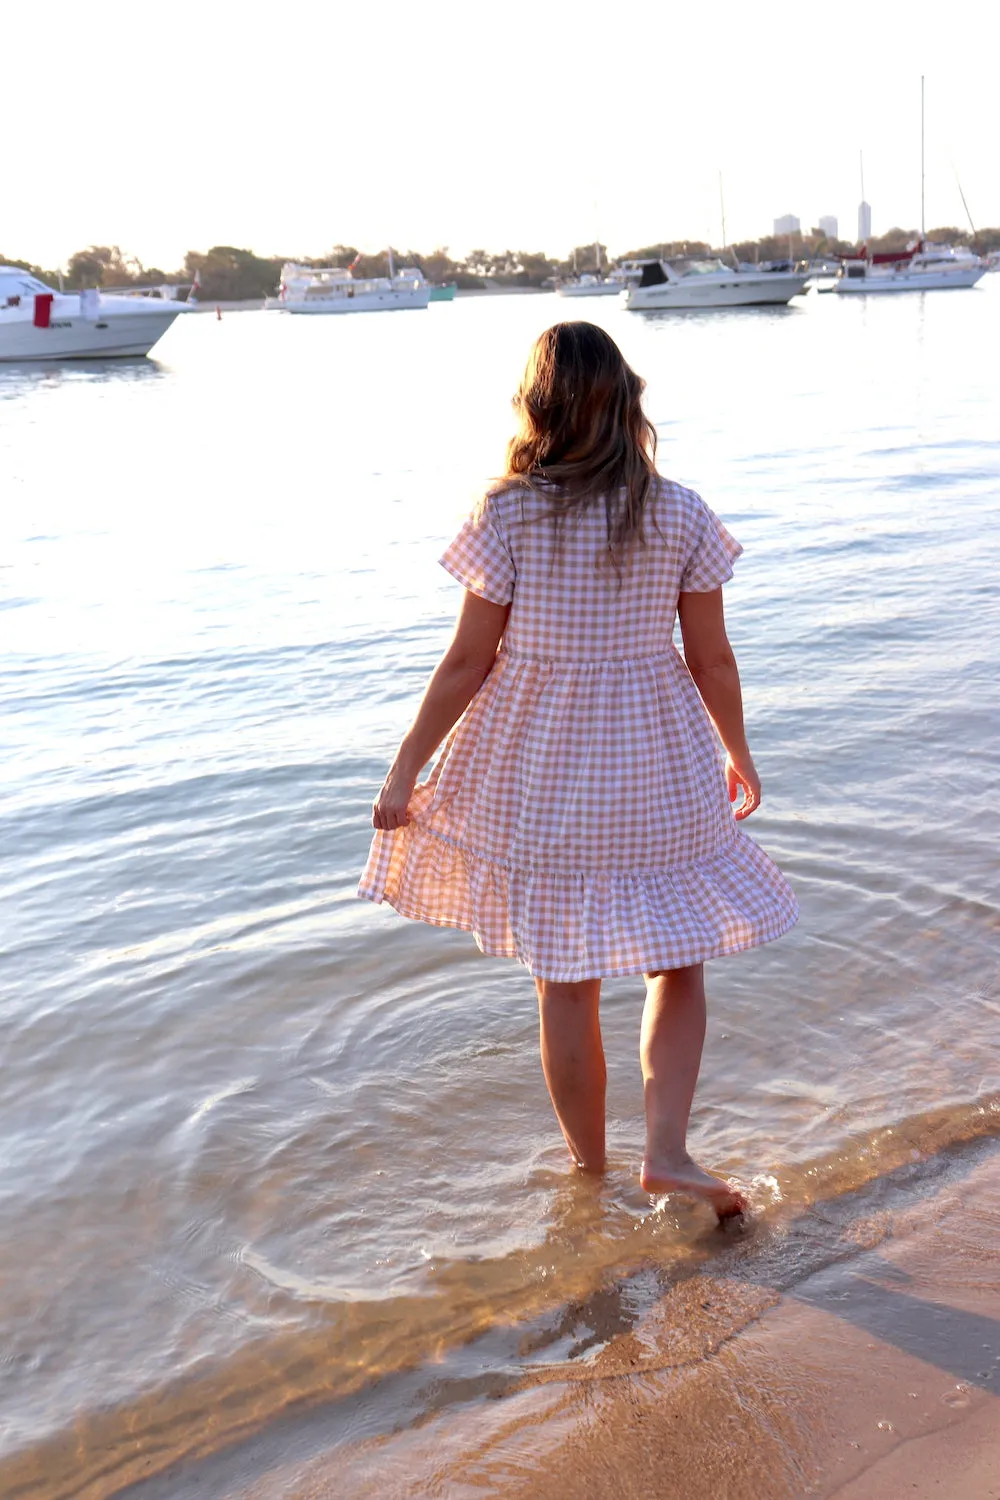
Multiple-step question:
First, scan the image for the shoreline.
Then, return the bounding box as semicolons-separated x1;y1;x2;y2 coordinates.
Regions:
70;1131;1000;1499
274;1137;1000;1499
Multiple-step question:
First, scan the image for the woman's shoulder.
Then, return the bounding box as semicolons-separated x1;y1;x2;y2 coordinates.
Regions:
650;473;705;510
482;478;548;527
648;474;711;535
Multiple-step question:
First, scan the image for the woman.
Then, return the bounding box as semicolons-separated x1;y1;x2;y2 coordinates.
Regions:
359;322;797;1219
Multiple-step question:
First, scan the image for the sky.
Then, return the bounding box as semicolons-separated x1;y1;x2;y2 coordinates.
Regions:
7;0;998;272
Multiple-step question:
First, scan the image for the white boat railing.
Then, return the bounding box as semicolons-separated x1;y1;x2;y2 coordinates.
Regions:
94;283;196;301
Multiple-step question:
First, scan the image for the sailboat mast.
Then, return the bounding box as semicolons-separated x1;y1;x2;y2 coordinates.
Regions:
955;169;976;235
920;76;925;239
718;170;727;249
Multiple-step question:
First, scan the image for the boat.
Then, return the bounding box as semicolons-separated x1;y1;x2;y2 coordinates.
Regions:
626;257;810;311
834;241;987;293
607;261;645;288
556;243;622;297
802;259;843;291
556;272;621;298
0;267;192;361
265;254;430;314
429;283;457;302
837;80;988;294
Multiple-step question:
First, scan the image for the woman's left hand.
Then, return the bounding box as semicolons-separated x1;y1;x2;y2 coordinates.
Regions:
372;765;417;830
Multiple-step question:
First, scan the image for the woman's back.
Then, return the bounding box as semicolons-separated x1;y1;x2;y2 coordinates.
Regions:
445;478;741;663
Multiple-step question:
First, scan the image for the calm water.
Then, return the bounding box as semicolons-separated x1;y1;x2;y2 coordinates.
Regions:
2;286;999;1496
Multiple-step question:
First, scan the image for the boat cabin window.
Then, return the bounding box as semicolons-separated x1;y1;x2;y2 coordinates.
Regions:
665;258;729;276
0;270;54;298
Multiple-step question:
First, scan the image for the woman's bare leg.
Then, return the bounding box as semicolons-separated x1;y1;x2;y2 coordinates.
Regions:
535;978;606;1172
639;965;744;1214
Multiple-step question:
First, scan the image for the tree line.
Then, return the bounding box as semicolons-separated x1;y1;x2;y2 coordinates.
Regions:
5;226;999;301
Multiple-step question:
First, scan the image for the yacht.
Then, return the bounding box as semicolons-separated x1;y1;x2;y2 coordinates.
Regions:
626;257;810;311
834;241;987;292
0;267;192;361
556;272;621;298
266;258;430;313
838;84;989;294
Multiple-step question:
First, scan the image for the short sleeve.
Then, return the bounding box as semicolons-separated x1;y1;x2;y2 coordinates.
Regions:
680;496;743;592
439;496;516;605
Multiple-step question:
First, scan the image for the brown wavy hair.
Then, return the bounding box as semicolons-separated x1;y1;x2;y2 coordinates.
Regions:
497;321;658;569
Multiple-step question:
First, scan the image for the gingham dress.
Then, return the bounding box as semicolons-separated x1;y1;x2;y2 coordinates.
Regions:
358;478;798;980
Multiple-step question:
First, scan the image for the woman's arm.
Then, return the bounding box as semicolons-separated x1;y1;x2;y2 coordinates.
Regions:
372;590;510;830
677;587;760;820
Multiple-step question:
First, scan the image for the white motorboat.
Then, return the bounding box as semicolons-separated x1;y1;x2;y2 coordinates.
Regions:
607;261;645;288
556;272;622;298
626;257;810;311
0;267;191;361
834;241;987;292
266;258;430;314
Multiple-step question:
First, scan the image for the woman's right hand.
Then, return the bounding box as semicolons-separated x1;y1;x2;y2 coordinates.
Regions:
725;752;761;820
372;765;417;830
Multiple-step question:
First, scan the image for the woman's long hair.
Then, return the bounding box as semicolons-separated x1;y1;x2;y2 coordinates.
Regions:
496;322;658;570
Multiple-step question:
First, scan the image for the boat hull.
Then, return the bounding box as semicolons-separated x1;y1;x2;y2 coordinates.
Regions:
556;282;622;298
276;286;431;313
429;283;457;302
627;272;810;310
0;298;188;362
835;267;987;292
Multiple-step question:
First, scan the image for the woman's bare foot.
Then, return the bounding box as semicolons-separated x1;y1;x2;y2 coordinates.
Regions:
641;1151;747;1219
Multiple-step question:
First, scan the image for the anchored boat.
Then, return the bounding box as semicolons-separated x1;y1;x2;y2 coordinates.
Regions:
835;241;987;292
556;272;622;298
838;80;988;294
626;257;810;311
265;255;430;314
0;268;192;361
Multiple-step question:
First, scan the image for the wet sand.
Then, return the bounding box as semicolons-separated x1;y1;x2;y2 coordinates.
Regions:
180;1138;1000;1500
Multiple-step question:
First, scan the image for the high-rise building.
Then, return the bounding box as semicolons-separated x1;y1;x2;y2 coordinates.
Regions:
858;202;872;242
774;214;800;236
818;215;838;240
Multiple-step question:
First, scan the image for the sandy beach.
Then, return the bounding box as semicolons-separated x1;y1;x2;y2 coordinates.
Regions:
103;1132;999;1499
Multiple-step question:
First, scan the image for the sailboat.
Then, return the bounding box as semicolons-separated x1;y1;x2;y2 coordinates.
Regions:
556;243;622;298
836;80;987;293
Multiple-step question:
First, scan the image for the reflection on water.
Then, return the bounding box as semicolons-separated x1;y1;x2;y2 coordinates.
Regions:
1;287;999;1494
634;302;800;326
0;352;168;395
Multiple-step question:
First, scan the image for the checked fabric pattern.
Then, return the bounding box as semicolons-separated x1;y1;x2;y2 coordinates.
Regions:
359;478;798;980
